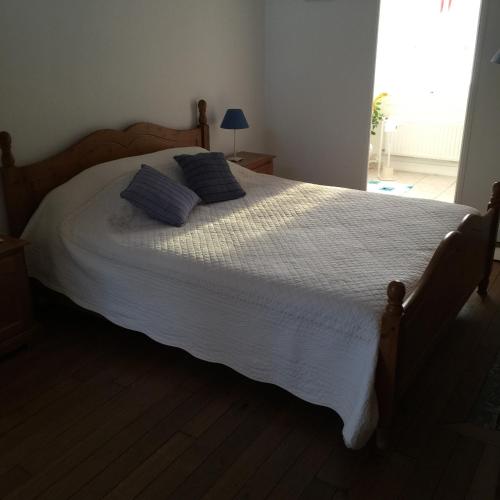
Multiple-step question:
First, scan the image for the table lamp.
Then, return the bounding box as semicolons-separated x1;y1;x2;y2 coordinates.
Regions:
220;109;249;162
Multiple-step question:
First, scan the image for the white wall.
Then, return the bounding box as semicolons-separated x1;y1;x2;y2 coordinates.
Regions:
457;0;500;230
4;0;495;238
265;0;380;189
0;0;266;233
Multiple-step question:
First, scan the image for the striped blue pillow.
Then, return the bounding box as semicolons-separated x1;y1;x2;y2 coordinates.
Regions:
174;152;246;203
120;164;200;226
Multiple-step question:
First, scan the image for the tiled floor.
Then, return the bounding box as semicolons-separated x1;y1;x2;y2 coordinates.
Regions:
367;169;457;203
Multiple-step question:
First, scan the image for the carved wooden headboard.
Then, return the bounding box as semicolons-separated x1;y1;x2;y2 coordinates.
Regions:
0;100;210;236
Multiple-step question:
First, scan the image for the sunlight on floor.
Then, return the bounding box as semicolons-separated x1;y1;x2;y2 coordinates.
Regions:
367;169;456;203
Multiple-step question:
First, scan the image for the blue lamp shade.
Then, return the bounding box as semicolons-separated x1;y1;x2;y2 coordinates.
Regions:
491;49;500;64
220;109;249;130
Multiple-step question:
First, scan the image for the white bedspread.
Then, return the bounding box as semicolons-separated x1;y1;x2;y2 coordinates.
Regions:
22;147;476;448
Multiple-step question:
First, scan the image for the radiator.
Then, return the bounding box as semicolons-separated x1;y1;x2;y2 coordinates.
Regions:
390;122;464;162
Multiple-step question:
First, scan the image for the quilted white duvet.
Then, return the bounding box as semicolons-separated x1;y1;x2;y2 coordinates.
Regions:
23;147;476;448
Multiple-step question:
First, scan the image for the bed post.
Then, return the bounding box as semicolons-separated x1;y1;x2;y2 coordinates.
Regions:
376;280;405;449
0;131;15;168
0;131;20;235
198;100;210;150
478;181;500;297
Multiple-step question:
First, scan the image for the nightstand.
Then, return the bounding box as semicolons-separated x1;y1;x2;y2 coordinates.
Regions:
235;152;275;175
0;235;35;355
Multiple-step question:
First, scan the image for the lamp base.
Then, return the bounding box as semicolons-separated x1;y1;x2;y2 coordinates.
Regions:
227;156;243;162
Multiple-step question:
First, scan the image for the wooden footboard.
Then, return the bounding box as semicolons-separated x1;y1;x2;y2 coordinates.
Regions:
376;182;500;446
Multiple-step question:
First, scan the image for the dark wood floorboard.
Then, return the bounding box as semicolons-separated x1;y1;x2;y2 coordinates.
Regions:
466;444;500;500
299;478;337;500
1;263;499;500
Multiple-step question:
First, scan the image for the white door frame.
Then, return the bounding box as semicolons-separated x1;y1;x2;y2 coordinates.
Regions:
454;0;488;204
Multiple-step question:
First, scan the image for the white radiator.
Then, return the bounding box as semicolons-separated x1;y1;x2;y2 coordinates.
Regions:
390;122;464;162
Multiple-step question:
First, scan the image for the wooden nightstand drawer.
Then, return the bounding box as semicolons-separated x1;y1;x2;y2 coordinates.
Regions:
0;254;27;337
0;236;34;355
234;152;275;176
0;252;21;274
252;161;273;175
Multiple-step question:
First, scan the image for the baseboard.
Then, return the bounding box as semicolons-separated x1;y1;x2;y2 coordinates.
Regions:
387;156;459;177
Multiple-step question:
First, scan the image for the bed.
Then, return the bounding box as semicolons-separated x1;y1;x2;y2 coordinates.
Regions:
1;100;499;449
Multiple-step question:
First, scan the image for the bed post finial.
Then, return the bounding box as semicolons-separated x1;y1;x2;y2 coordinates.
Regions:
198;99;207;125
385;281;405;320
0;131;15;168
376;280;405;449
478;181;500;297
198;100;210;150
488;181;500;211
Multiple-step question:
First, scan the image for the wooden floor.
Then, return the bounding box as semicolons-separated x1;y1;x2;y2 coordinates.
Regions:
1;265;500;500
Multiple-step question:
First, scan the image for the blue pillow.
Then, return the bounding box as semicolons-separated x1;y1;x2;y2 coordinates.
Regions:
174;152;246;204
120;164;200;226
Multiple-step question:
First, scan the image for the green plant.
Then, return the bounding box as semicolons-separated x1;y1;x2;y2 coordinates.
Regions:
371;92;388;135
371;101;386;136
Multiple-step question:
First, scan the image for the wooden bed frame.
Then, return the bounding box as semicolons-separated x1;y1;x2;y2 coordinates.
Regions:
1;99;499;448
0;100;209;237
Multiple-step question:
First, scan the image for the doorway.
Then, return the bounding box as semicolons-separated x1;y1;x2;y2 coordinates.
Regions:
367;0;482;202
